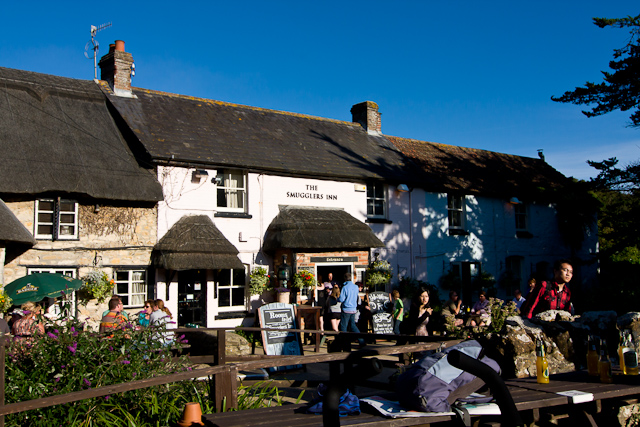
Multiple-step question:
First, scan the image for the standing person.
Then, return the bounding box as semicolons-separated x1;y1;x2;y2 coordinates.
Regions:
327;272;338;288
356;282;372;333
520;259;574;319
526;278;537;297
443;291;464;327
325;286;341;331
338;272;365;347
409;288;433;336
513;289;526;310
391;290;404;334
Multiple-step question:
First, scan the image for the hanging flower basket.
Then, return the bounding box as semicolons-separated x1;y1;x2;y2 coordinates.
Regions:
79;271;114;304
0;288;13;313
365;259;392;289
293;270;316;290
249;267;270;296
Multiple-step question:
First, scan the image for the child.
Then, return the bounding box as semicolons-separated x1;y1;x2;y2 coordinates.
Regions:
391;289;403;334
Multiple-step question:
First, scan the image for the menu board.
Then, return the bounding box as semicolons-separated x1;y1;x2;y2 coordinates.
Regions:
368;292;394;335
258;302;302;371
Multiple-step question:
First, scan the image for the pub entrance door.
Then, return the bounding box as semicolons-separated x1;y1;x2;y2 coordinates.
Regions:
177;269;207;327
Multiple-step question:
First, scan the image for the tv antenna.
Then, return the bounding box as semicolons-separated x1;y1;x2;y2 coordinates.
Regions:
84;22;112;79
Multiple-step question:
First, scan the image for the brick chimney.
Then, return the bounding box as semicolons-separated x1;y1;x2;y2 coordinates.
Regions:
98;40;135;97
351;101;382;135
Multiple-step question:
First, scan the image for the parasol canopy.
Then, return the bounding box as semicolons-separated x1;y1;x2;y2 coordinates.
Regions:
4;273;84;305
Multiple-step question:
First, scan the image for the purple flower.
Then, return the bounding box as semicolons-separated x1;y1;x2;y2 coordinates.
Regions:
83;378;91;387
104;395;110;401
54;377;60;383
54;329;59;334
109;346;114;351
121;360;130;364
47;332;58;340
132;372;137;377
67;342;77;354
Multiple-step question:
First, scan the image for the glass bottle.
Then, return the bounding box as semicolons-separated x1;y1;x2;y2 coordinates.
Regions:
587;335;599;376
622;330;639;376
619;330;627;375
599;339;613;383
536;339;549;384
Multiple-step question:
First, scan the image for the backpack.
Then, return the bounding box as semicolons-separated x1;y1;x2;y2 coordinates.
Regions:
396;340;500;413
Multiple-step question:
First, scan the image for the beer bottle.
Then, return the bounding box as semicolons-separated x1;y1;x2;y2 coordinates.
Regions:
599;339;613;383
587;335;599;376
622;331;639;376
619;330;627;375
536;339;549;384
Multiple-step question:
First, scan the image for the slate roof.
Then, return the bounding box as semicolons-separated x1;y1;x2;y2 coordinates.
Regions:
0;67;163;202
102;86;418;185
386;135;570;200
263;206;385;252
152;215;244;270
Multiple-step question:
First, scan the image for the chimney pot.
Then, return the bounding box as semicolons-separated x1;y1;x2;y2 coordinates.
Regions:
98;40;134;97
108;44;115;54
115;40;125;52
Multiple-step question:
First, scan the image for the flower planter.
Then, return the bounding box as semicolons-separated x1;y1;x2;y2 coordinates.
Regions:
277;291;290;304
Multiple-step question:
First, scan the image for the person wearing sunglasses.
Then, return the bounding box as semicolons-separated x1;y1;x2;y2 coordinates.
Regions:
138;299;154;327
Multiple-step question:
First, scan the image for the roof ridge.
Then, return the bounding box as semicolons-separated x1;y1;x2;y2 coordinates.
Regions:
386;134;539;161
130;86;361;127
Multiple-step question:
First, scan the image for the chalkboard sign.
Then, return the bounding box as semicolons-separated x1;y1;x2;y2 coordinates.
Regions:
372;312;394;334
258;302;302;371
368;291;392;314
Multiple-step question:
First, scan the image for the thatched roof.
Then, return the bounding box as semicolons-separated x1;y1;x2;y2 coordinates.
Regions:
0;199;35;245
102;86;420;185
152;215;243;270
263;206;384;252
0;67;163;202
387;136;570;200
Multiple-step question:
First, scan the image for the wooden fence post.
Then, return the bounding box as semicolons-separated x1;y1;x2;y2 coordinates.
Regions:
1;336;5;427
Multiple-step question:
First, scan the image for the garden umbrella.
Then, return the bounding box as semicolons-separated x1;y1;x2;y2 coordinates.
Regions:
4;273;84;305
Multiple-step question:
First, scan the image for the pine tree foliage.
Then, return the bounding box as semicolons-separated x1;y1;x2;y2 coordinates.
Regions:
551;14;640;127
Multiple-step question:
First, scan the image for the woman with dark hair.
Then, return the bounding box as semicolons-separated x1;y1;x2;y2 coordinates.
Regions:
325;286;342;332
408;288;433;336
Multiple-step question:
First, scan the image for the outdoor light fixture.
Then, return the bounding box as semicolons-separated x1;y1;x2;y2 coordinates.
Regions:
509;197;522;205
191;169;209;183
397;183;410;192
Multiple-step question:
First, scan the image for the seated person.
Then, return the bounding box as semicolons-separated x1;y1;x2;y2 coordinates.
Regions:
468;291;490;327
520;259;573;319
442;291;463;327
512;289;526;310
99;298;127;333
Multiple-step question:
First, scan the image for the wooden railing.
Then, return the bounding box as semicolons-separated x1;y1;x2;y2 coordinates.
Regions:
0;328;459;426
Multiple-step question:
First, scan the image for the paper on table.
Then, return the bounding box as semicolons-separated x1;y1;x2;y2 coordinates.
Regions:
361;395;500;418
556;390;595;404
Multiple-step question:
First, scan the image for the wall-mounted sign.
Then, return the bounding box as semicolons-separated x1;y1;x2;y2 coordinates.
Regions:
310;256;358;263
286;184;338;201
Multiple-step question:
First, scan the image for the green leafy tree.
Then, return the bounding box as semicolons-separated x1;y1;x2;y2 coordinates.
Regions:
551;14;640;127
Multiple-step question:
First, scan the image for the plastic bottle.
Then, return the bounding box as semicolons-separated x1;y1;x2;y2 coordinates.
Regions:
599;339;613;383
622;330;639;376
587;335;600;376
536;339;549;384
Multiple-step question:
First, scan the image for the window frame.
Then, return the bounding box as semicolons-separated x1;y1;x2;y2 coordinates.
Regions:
447;194;466;233
114;269;147;309
366;182;387;219
35;198;79;240
215;267;247;312
215;169;248;214
515;203;528;232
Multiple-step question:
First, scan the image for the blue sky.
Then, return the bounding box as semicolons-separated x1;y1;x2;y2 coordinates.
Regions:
2;1;639;180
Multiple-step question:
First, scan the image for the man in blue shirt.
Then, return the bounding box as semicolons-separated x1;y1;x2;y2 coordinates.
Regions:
338;272;365;347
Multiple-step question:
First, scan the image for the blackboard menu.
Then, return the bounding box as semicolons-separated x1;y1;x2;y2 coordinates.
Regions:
372;312;394;334
258;302;302;371
368;291;392;314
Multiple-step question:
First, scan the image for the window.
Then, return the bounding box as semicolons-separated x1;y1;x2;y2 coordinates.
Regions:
114;270;146;308
27;268;76;278
515;204;528;231
447;194;465;233
366;183;386;218
216;170;247;213
216;268;246;311
35;199;78;240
